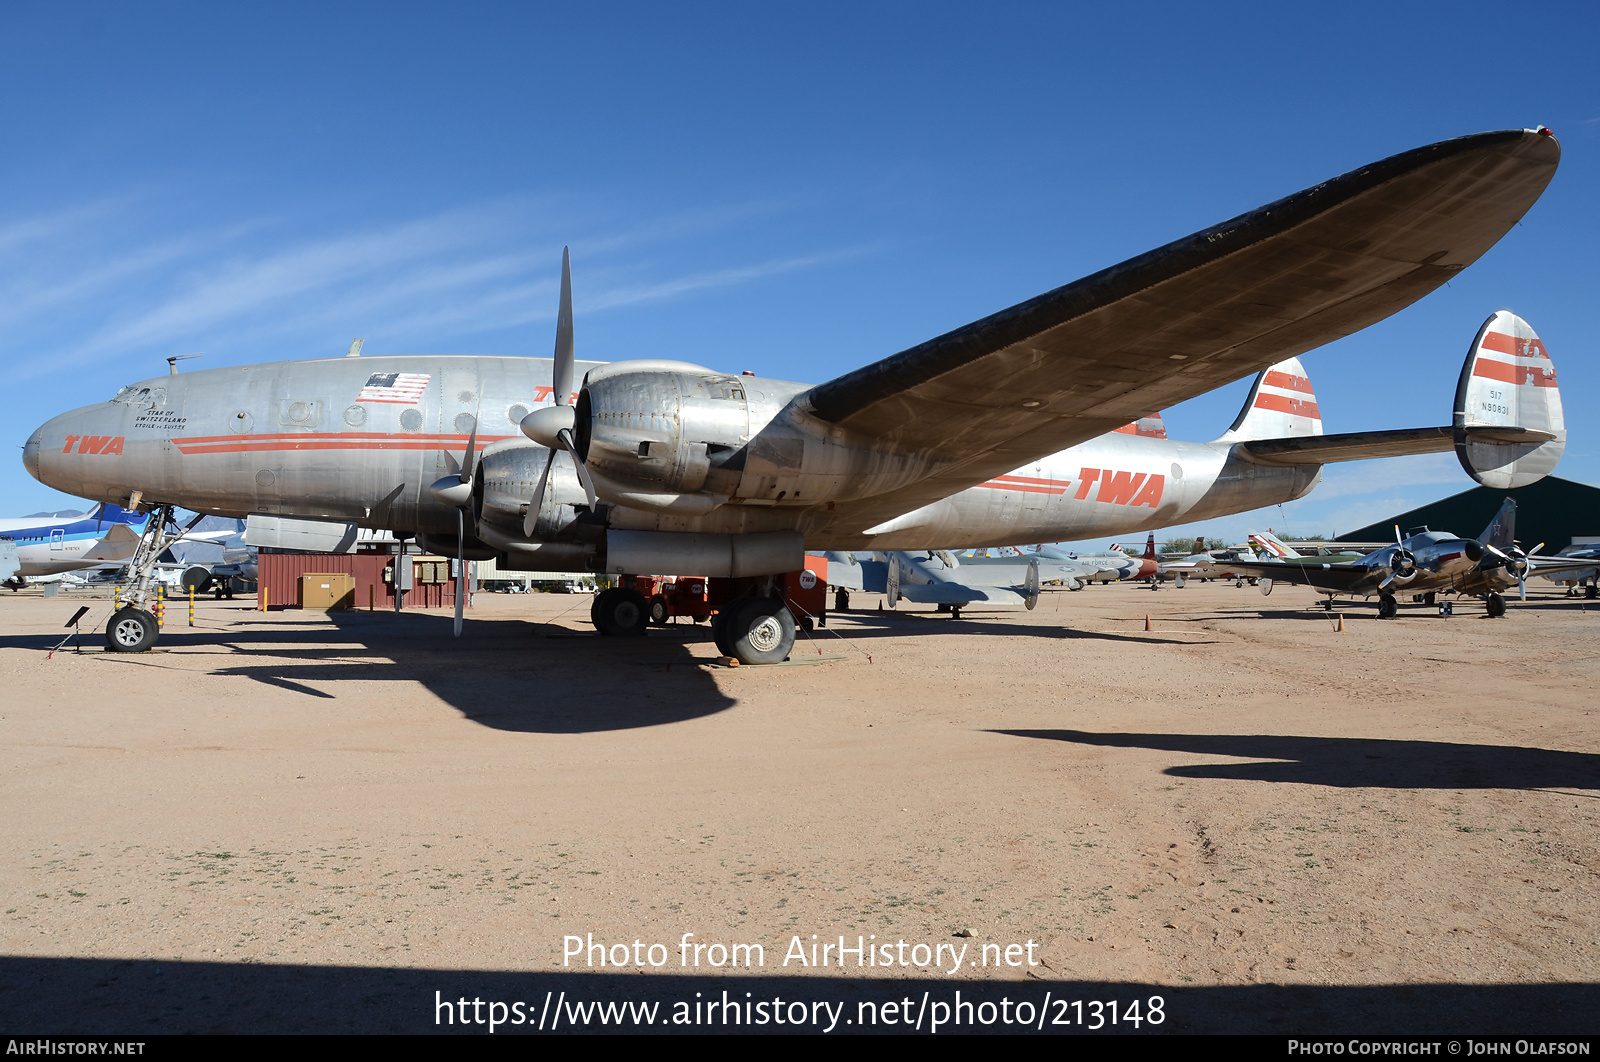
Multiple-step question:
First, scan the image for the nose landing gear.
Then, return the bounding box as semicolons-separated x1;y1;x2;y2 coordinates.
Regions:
102;504;205;653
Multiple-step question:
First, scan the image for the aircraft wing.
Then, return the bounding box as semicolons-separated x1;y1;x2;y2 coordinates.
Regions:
1527;555;1600;579
1237;425;1557;465
802;129;1557;527
1212;556;1373;592
898;583;1029;607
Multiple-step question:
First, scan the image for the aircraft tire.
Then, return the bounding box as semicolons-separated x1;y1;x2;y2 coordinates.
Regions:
589;592;605;627
649;595;670;626
727;597;795;665
834;588;850;612
106;607;158;653
711;605;737;656
593;588;649;637
1486;592;1507;618
1587;584;1598;600
1377;594;1398;620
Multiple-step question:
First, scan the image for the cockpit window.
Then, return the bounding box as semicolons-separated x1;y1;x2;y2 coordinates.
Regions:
110;385;162;406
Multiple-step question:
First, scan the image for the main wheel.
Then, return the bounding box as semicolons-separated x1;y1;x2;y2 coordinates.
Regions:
834;588;850;612
1486;592;1507;618
106;607;158;653
593;588;649;637
1377;594;1398;620
649;595;670;625
711;603;738;656
1587;583;1598;600
725;597;796;665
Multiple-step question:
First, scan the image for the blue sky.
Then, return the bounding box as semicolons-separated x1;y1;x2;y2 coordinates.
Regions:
3;2;1596;546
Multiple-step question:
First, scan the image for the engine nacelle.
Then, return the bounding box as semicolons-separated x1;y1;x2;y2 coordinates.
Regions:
576;361;755;499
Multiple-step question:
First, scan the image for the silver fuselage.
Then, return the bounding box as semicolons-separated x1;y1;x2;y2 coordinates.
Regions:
26;355;1323;564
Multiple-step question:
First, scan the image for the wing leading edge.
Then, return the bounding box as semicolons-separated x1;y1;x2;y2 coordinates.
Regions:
800;128;1558;531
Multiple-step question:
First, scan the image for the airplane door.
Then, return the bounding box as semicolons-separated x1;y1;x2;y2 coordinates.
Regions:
49;528;64;551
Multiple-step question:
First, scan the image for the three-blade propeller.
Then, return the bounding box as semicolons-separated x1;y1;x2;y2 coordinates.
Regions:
1481;540;1544;600
1379;525;1417;590
522;247;598;537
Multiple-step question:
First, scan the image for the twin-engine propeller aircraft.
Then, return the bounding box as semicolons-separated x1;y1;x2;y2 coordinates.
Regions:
1231;498;1600;617
25;128;1564;661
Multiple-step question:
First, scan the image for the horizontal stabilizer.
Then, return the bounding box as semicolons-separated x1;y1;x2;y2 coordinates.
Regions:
1238;424;1556;466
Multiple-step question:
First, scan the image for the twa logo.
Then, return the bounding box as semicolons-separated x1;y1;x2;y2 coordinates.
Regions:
1075;468;1163;508
62;435;125;455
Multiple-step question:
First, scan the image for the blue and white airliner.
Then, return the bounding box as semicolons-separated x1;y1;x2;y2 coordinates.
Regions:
0;504;148;586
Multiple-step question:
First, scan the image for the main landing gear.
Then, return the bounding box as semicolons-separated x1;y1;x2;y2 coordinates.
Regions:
1485;592;1507;618
1377;592;1398;619
712;596;796;665
592;578;799;664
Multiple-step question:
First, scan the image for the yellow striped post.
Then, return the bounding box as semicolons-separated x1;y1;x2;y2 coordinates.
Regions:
113;587;121;608
188;587;195;626
156;585;165;628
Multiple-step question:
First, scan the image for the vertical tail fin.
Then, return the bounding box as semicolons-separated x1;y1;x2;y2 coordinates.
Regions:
1455;311;1565;488
1477;498;1517;549
1144;533;1155;560
1214;356;1323;443
1249;530;1303;559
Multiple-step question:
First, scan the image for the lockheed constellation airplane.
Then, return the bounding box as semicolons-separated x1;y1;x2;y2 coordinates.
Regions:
25;128;1564;661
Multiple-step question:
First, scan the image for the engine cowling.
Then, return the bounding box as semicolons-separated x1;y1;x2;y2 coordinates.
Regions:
575;362;752;499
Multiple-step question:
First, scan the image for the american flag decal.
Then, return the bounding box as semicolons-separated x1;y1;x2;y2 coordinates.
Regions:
356;372;431;404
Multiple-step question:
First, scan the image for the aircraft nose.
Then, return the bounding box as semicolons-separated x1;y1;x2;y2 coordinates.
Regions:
22;426;42;482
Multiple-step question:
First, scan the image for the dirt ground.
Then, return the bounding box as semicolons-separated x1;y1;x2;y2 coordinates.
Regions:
1;580;1596;1034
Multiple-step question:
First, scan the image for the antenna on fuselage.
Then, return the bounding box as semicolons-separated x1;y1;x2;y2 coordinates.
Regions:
346;338;365;357
166;353;203;375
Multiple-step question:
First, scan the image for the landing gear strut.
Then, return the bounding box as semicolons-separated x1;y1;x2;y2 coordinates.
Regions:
103;504;205;653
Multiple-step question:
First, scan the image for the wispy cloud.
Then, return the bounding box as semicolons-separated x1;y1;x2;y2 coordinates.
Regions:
1;191;862;380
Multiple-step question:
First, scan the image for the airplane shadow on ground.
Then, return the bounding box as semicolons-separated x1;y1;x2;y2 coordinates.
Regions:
829;609;1223;647
4;605;738;735
993;731;1600;791
1;955;1596;1034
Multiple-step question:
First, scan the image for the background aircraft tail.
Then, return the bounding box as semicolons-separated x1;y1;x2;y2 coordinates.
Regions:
1213;356;1321;443
1249;530;1303;559
1477;498;1517;549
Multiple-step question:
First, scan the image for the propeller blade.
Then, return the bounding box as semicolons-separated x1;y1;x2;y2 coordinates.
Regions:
1519;574;1527;601
553;247;574;407
558;428;598;510
459;399;481;486
524;448;558;537
454;508;465;637
1379;572;1396;590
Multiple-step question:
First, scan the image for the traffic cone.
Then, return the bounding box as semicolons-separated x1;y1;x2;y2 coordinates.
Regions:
1144;614;1152;631
1334;613;1344;633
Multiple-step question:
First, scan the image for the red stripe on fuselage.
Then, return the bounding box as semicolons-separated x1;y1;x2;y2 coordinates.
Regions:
170;432;516;455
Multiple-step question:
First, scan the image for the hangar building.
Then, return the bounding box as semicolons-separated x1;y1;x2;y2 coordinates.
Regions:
1336;476;1600;551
